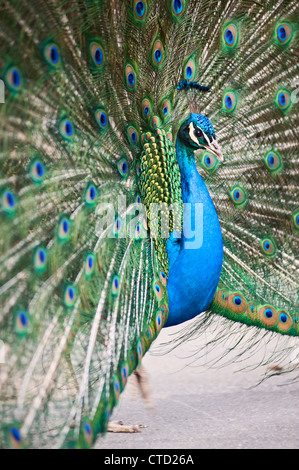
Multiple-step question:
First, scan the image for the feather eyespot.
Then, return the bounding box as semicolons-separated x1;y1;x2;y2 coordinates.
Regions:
83;420;93;447
233;296;241;305
280;313;287;323
43;43;61;67
159;270;167;286
229;185;247;207
215;288;228;307
151;115;161;129
264;151;282;172
227;293;247;314
57;216;71;241
14;310;29;336
172;0;185;18
128;72;135;87
142;98;152;119
136;163;142;177
155;310;163;333
29;159;45;183
127;125;139;145
153;281;163;301
201;153;218;173
136;340;143;366
247;302;257;320
278;311;292;331
259;305;278;327
1;189;16;215
166;132;173;142
204;155;212;167
223;91;237;112
94;108;109;130
137;339;143;365
125;64;137;90
112;275;120;296
63;284;77;308
260;238;276;257
292;210;299;230
143;324;155;350
118;158;129;178
113;217;123;237
84;253;96;277
113;216;125;238
151;40;165;67
113;375;121;403
135;221;144;240
84;183;97;206
9;426;23;449
186;66;193;79
275;89;291;111
268;154;275;166
121;362;129;389
4;66;22;92
275;23;292;45
89;42;105;68
33;247;48;273
223;24;238;48
183;58;196;81
160;99;171;120
59;118;75;140
130;131;137;143
233;189;240;200
265;308;273;318
134;0;147;21
145;323;155;340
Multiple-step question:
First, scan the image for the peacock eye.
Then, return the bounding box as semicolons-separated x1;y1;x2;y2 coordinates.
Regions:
194;128;203;139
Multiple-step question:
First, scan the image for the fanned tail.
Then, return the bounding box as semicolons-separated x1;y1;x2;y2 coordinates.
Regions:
0;0;173;448
190;0;299;335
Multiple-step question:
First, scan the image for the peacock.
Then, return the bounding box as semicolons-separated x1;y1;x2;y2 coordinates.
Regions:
0;0;298;449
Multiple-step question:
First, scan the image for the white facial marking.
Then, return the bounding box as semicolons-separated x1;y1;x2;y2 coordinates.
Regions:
189;121;211;146
189;122;199;144
202;130;210;146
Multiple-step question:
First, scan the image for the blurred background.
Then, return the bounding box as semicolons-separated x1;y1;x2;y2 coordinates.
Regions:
95;316;299;449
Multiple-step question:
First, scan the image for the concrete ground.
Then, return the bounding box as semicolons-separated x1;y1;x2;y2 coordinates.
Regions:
95;319;299;450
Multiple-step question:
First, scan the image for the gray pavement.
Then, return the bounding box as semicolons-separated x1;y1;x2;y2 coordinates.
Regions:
95;320;299;449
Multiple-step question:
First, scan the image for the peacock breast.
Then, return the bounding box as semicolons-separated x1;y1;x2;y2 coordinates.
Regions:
165;151;223;326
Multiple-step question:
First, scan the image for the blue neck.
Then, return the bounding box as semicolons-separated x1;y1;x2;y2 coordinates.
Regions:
165;136;223;326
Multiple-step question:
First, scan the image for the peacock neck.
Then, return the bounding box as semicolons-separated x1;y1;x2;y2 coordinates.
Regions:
175;137;203;206
165;136;224;326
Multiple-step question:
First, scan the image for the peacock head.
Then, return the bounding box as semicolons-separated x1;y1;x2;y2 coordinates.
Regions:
178;113;223;161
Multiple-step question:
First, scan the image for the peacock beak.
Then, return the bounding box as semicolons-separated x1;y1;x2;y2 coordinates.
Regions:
203;139;224;161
